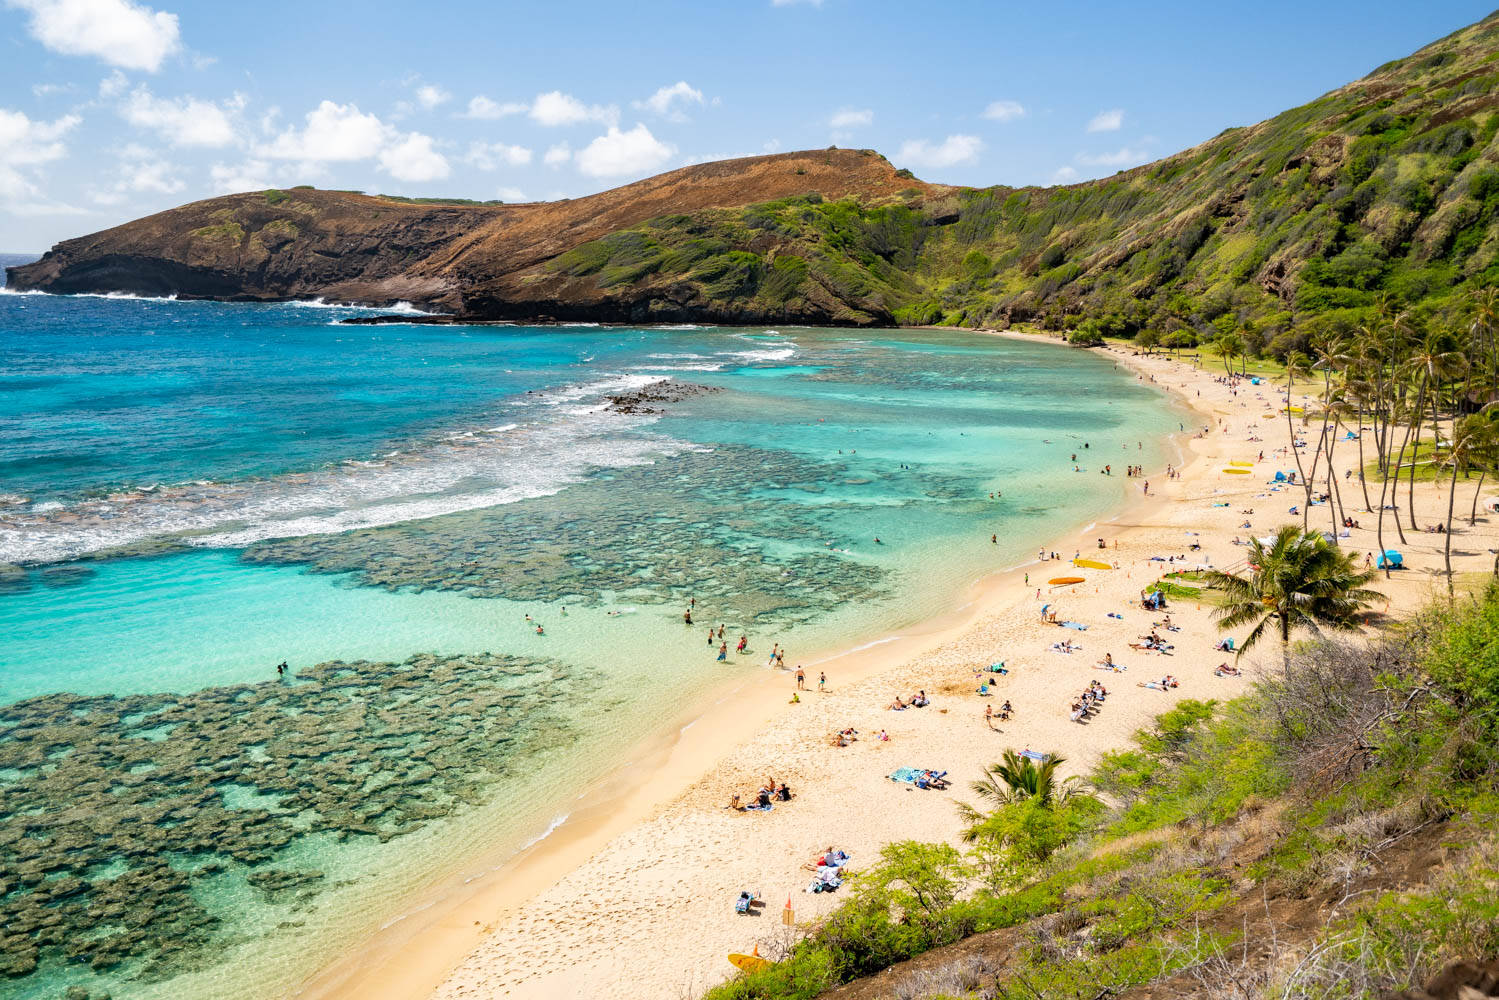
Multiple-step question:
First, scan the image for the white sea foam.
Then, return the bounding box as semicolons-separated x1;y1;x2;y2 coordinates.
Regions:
518;813;570;851
0;287;180;303
721;347;795;362
0;385;687;564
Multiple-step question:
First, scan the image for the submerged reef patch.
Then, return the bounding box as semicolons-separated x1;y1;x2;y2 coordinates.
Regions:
0;652;586;985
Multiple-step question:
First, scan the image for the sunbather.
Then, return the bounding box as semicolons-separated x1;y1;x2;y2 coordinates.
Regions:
1214;663;1241;677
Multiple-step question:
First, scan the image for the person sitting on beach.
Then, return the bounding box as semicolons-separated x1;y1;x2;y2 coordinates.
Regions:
888;695;907;710
755;787;772;808
910;690;929;707
728;793;742;810
775;783;791;801
998;700;1012;721
1098;652;1116;670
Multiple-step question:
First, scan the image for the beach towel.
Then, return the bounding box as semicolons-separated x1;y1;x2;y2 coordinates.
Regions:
986;663;1008;674
1019;750;1050;762
888;767;922;784
1062;621;1088;630
745;802;774;812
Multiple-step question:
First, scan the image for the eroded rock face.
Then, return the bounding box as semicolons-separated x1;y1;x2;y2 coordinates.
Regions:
0;652;586;986
1385;959;1499;1000
242;445;895;627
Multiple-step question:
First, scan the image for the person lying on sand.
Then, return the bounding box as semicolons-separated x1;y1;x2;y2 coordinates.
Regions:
1214;663;1242;677
888;695;907;710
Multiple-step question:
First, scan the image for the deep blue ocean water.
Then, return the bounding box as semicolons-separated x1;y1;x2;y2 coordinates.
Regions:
0;273;1187;1000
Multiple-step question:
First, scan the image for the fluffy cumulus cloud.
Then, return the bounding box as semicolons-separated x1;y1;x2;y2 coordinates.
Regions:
543;142;571;167
261;100;389;162
530;91;617;128
378;132;449;182
635;81;703;121
0;108;80;207
897;134;982;169
462;95;528;120
7;0;181;72
981;100;1025;122
120;86;239;147
464;141;532;169
257;100;450;184
415;84;450;109
574;124;673;178
829;108;873;130
1086;108;1124;132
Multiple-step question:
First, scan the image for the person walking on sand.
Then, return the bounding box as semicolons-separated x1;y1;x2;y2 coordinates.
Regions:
795;665;806;690
985;704;997;730
818;671;826;692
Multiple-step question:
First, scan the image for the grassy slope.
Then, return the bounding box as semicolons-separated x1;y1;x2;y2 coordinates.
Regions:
540;12;1499;343
702;584;1499;1000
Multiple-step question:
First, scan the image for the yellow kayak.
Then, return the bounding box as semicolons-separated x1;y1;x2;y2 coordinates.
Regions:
1229;461;1254;467
729;953;771;973
1048;576;1086;586
1073;559;1112;570
1223;468;1252;475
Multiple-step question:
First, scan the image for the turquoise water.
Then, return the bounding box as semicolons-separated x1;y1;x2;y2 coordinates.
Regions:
0;283;1186;1000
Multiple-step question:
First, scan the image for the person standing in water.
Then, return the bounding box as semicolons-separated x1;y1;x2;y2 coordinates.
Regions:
717;642;728;662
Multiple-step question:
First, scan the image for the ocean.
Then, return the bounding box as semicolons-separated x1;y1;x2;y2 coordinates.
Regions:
0;266;1186;1000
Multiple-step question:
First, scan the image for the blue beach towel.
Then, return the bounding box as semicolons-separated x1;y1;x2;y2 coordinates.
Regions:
888;767;921;784
1061;621;1088;630
1019;750;1050;763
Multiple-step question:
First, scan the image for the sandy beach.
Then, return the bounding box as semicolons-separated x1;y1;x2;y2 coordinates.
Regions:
307;332;1499;1000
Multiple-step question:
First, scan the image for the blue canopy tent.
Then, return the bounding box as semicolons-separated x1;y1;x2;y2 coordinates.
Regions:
1377;550;1404;569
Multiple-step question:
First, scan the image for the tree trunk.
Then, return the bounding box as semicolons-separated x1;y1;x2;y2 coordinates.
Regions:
1376;456;1392;580
1356;408;1373;510
1445;452;1460;599
1472;470;1489;526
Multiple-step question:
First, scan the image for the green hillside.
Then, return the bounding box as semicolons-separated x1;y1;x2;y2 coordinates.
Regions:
542;12;1499;354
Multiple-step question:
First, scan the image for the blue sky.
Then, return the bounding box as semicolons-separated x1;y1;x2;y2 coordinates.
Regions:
1;0;1493;250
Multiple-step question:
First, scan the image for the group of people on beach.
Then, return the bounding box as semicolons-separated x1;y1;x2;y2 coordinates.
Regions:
728;775;793;812
1069;681;1108;723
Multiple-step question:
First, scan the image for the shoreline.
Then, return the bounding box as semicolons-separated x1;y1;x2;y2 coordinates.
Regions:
301;332;1209;1000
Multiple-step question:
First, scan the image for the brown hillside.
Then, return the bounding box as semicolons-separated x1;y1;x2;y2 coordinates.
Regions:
6;148;925;312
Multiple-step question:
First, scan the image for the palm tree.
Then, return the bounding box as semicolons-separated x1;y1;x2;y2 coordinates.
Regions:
1205;525;1382;673
958;749;1093;840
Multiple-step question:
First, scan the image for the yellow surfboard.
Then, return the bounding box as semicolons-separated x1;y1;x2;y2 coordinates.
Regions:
1223;468;1252;475
729;953;771;973
1073;558;1112;570
1229;461;1254;467
1048;576;1086;585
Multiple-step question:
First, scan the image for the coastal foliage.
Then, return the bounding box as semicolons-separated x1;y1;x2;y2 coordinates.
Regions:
704;584;1499;1000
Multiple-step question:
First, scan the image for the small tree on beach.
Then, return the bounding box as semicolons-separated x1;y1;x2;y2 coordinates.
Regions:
1205;525;1382;673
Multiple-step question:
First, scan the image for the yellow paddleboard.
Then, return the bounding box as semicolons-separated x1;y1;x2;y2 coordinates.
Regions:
1229;461;1254;467
1048;576;1086;585
1073;559;1112;570
1283;407;1304;414
1261;414;1276;420
729;953;771;973
1223;468;1252;475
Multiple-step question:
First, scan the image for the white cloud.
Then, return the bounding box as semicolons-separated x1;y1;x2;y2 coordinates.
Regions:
574;124;673;178
30;82;70;97
1051;165;1079;184
635;81;703;121
462;95;528;120
829;108;873;130
95;147;183;200
543;142;571;167
897;134;982;169
261;100;389;161
378;132;449;183
981;100;1025;122
415;84;450;109
209;159;273;194
0;108;80;208
530;90;617;128
99;69;129;98
495;186;525;201
1077;146;1149;168
7;0;181;72
465;141;533;169
121;86;238;147
1086;108;1124;133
